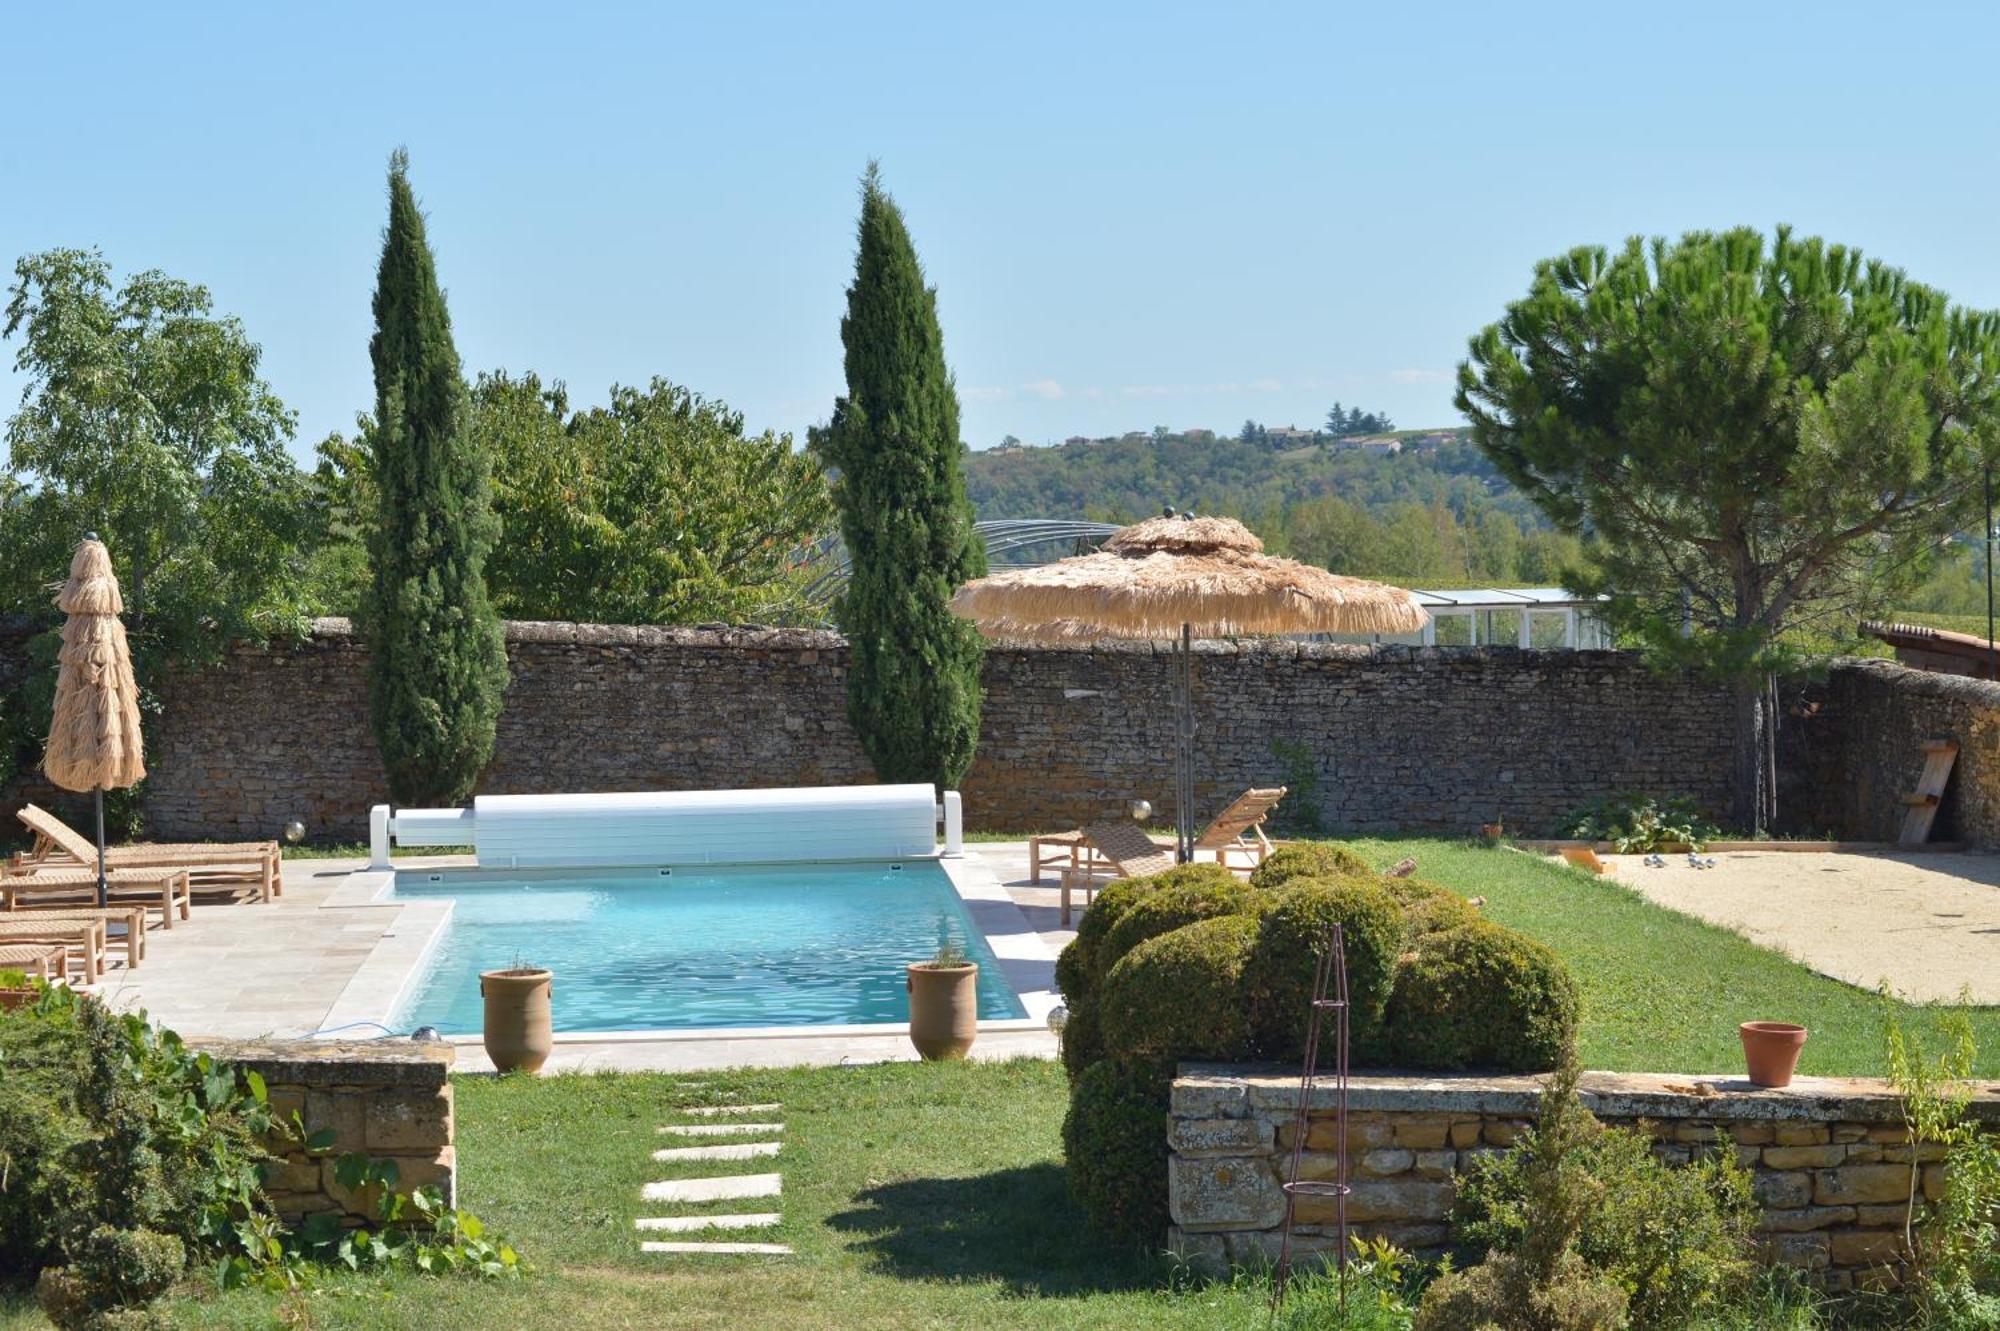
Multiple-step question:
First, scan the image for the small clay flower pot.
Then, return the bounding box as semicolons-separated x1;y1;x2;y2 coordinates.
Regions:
1739;1021;1808;1088
480;967;554;1074
0;986;38;1012
907;962;979;1060
1479;823;1505;844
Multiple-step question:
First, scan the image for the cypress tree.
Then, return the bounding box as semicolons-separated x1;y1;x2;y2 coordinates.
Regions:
363;149;507;806
821;164;986;789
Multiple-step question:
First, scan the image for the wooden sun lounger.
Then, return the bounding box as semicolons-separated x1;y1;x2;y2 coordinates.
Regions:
0;916;105;983
1030;787;1290;887
0;942;69;984
2;906;146;969
1;867;192;929
1057;821;1177;926
13;803;282;902
1192;786;1287;871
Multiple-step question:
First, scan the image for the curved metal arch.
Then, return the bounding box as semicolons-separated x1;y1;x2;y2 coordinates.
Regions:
795;518;1122;606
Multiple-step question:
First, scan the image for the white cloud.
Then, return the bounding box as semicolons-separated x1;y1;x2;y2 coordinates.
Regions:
1390;368;1454;384
961;385;1013;402
1021;378;1066;401
1247;376;1283;392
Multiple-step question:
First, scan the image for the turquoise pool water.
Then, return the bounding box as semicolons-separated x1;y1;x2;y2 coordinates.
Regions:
389;861;1024;1034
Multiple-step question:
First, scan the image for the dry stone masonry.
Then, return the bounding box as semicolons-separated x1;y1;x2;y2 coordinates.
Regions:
190;1037;455;1227
1168;1065;2000;1291
6;618;1738;842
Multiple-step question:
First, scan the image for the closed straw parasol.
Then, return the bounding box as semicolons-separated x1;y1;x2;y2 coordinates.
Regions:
951;512;1426;859
44;535;146;906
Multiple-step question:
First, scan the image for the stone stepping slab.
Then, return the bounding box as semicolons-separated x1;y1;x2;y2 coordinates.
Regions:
640;1241;792;1255
652;1141;781;1163
658;1122;784;1137
635;1213;780;1232
681;1103;781;1117
642;1173;781;1203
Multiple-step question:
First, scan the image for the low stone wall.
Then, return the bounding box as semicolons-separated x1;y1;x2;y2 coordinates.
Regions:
1168;1065;2000;1291
192;1038;455;1225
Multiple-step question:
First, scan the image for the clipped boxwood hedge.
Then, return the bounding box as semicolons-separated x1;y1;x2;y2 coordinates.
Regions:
1379;920;1580;1072
1061;1057;1176;1244
1243;877;1406;1059
1099;914;1260;1061
1381;876;1483;938
1096;877;1260;983
1248;841;1374;889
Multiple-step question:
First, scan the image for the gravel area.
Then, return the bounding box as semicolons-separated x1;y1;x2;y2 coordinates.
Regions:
1596;849;2000;1003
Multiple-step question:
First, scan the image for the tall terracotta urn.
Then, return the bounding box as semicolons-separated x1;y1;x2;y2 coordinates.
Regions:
481;967;553;1074
906;961;979;1060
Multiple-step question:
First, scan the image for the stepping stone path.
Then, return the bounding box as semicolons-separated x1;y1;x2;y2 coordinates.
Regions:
636;1097;792;1256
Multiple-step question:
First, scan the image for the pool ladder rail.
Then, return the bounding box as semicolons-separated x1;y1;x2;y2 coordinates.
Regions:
1271;923;1351;1311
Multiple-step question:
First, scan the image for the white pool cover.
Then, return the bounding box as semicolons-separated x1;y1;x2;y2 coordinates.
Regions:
370;784;959;868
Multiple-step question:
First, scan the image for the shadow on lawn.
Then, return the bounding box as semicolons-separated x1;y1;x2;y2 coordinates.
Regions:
825;1164;1169;1296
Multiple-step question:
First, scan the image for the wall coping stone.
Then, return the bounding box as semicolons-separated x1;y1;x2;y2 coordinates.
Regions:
1174;1064;2000;1125
299;615;1656;666
190;1037;453;1088
1826;656;2000;708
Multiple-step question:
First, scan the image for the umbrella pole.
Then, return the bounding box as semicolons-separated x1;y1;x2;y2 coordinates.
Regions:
1168;619;1184;859
95;787;108;909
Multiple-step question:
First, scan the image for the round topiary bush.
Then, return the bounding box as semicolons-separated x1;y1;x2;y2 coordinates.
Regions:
1248;841;1375;890
1099;914;1261;1060
1061;1057;1176;1244
1379;920;1579;1072
1063;876;1160;995
1096;877;1259;981
1242;877;1406;1059
1381;876;1483;938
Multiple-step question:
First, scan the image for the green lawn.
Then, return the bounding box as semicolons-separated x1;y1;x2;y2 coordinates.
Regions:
1342;837;2000;1078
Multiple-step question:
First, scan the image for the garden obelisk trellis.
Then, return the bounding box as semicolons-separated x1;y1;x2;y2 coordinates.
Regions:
950;512;1427;859
43;535;147;907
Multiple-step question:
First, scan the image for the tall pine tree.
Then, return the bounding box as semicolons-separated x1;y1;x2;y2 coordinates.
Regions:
820;164;986;789
364;150;507;806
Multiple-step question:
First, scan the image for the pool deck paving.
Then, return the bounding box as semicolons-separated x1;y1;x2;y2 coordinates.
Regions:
73;844;1078;1069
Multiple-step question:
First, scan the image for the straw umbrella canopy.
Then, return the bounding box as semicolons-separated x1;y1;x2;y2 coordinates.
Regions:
43;535;146;906
950;513;1427;860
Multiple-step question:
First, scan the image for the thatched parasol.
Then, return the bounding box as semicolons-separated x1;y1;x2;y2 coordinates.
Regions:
44;535;146;906
951;513;1426;859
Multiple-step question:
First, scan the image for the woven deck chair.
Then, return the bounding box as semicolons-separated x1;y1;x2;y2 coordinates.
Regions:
0;917;105;983
1;867;192;929
1191;786;1286;872
1057;821;1176;926
13;804;281;902
0;942;69;983
1;906;146;969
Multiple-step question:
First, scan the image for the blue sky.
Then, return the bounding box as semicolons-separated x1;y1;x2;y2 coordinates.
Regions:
6;1;2000;460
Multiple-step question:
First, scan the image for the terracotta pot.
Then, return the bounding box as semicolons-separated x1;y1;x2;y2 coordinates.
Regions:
1740;1021;1808;1088
0;987;37;1012
1479;823;1504;843
480;968;553;1074
907;962;979;1060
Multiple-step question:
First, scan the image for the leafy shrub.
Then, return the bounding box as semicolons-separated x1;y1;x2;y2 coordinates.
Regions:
1242;878;1406;1059
1454;1114;1756;1328
1097;877;1260;982
0;983;268;1285
1413;1251;1628;1331
1249;841;1374;889
1378;921;1578;1072
1563;793;1721;853
1099;914;1260;1060
1061;876;1162;995
1060;1057;1175;1243
1379;876;1482;938
37;1226;185;1330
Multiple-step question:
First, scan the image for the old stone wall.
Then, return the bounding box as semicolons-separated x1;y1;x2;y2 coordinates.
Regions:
1168;1065;2000;1291
1781;660;2000;846
58;619;1739;842
191;1038;454;1226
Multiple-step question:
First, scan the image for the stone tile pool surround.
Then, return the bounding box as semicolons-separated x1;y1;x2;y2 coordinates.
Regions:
317;850;1060;1047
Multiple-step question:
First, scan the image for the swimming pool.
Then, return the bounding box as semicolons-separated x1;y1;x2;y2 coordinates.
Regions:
388;861;1026;1034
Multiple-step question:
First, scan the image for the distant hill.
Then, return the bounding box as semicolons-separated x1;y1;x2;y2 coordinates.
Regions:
963;427;1548;529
